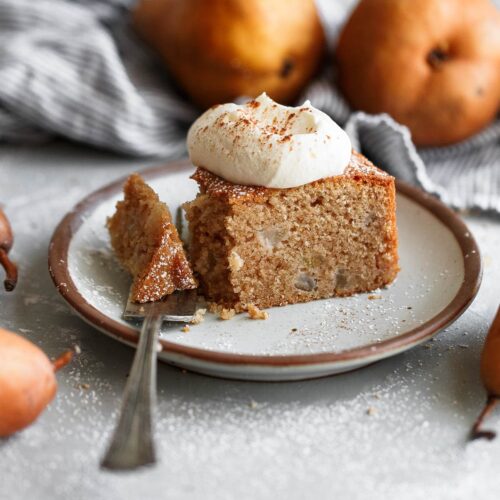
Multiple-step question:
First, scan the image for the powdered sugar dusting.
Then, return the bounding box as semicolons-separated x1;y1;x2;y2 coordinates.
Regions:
1;313;497;500
1;142;496;500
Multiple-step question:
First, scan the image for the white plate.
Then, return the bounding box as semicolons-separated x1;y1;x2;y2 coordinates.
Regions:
49;161;481;381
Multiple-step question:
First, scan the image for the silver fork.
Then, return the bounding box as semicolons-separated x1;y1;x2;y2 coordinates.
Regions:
100;289;198;470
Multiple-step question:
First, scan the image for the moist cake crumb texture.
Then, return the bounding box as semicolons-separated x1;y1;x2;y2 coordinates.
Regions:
107;174;197;303
184;151;399;312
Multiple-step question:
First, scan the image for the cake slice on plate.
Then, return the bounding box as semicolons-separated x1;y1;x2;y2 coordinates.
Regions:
107;174;197;303
184;93;399;312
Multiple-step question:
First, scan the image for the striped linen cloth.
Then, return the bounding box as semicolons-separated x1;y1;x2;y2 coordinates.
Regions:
0;0;499;214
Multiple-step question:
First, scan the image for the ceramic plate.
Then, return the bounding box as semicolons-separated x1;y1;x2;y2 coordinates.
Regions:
49;161;481;381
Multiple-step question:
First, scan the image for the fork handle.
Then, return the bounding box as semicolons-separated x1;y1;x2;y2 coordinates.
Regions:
101;308;161;470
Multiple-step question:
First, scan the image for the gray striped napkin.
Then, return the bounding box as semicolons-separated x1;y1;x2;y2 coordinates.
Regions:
0;0;499;215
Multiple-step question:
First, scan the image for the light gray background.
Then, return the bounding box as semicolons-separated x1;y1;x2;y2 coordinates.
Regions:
0;142;500;500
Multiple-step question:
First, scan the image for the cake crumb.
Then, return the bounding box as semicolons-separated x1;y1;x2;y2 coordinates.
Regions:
366;407;377;416
368;294;382;300
181;325;190;333
247;304;269;320
208;303;237;320
78;383;90;390
220;308;236;320
191;308;207;325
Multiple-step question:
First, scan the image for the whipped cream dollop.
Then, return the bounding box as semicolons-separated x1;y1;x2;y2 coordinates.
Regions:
187;93;351;189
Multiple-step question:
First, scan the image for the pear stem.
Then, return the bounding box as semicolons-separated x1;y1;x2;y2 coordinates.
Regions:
52;350;74;372
470;395;499;441
0;248;17;291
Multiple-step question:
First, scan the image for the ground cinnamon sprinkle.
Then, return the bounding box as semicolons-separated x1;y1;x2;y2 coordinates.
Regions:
247;100;261;109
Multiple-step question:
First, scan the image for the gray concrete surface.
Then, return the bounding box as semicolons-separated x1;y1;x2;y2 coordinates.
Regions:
1;142;500;500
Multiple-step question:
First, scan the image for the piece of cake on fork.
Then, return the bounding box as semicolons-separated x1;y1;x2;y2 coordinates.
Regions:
107;174;197;303
183;93;399;312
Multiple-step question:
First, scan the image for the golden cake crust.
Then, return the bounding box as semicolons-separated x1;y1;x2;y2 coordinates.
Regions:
191;150;392;203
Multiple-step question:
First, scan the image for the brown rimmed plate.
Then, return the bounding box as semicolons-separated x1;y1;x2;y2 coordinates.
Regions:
49;161;481;381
